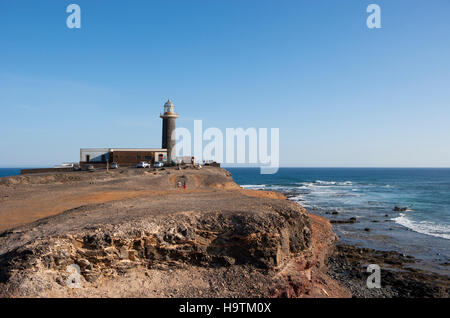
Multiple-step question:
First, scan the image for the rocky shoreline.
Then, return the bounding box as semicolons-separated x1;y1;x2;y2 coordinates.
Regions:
283;191;450;298
327;244;450;298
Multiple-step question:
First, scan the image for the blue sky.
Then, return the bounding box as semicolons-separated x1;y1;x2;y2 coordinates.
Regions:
0;0;449;167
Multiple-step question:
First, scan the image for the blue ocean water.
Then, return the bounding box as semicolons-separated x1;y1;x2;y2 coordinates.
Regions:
0;168;21;178
228;168;450;272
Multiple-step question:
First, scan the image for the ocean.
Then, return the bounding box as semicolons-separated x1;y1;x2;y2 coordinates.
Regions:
228;168;450;273
0;168;21;178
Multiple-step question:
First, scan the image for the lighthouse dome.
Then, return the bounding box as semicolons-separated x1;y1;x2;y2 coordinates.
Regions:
164;99;175;113
164;99;174;107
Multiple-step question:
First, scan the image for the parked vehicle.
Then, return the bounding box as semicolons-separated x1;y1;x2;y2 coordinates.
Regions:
87;165;95;172
73;164;81;171
154;162;164;168
110;162;119;169
137;161;149;168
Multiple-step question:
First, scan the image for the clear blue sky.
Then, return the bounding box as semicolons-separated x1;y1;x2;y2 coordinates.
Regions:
0;0;449;167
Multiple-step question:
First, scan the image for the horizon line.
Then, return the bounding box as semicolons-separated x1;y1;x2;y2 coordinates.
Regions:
223;166;450;169
1;165;450;169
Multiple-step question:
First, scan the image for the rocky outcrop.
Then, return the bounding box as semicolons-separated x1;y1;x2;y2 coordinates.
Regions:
270;213;350;298
328;244;450;298
0;167;349;297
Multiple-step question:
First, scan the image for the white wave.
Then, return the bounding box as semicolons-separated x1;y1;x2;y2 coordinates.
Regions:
315;180;337;185
289;194;305;202
241;184;293;192
265;185;287;190
241;184;266;189
298;182;315;187
393;213;450;240
313;180;353;186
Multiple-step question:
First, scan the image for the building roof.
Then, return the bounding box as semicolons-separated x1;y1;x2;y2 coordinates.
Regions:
80;148;167;152
110;148;167;152
80;148;109;152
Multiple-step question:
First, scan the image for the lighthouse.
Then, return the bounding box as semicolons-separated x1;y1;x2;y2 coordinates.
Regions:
160;99;178;164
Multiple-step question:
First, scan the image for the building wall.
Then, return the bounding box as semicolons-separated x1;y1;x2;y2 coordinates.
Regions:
80;148;109;163
111;150;167;165
79;148;168;166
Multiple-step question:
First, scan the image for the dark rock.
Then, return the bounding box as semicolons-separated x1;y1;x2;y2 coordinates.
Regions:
331;217;356;224
328;243;449;298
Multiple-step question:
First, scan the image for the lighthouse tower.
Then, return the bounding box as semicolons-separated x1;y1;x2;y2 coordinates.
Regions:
160;99;178;164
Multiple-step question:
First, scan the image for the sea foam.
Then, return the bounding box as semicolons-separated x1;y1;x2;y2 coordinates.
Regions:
393;213;450;240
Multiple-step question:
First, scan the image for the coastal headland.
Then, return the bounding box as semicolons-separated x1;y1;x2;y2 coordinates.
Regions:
0;167;447;297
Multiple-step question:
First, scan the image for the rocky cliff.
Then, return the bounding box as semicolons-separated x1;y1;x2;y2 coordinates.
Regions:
0;166;350;297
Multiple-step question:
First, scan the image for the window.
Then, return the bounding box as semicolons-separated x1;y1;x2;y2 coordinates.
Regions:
137;155;141;160
144;156;152;160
